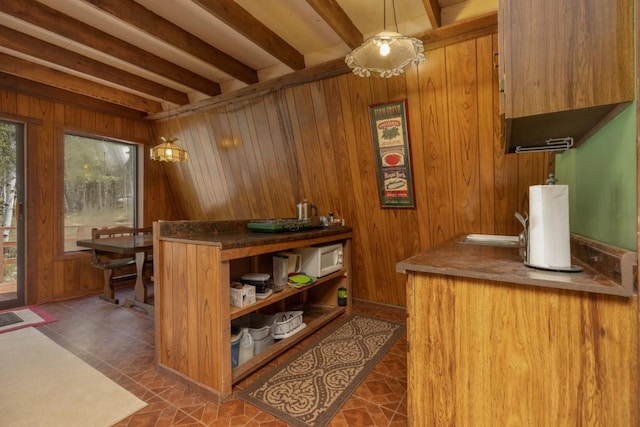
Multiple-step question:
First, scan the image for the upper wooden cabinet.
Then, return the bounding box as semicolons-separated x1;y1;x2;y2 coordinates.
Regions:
498;0;634;153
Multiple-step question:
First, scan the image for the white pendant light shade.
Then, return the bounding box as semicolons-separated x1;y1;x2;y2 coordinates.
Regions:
345;31;425;78
150;136;188;162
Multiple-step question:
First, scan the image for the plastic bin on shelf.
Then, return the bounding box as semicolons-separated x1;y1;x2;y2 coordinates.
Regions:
233;313;276;356
252;334;274;355
274;310;304;338
247;313;275;355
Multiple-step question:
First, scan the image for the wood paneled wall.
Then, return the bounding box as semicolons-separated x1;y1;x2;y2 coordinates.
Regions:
0;90;178;304
152;33;549;307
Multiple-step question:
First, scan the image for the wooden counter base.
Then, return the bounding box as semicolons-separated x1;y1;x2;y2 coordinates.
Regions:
406;272;639;426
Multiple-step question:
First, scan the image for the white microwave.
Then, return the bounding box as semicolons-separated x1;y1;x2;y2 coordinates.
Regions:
293;243;343;278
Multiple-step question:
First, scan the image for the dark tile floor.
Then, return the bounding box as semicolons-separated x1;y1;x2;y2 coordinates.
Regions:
37;288;408;426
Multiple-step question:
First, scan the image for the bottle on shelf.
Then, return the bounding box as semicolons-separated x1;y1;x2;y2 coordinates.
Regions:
238;327;254;365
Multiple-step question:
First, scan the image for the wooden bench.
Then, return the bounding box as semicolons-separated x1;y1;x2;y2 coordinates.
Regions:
91;226;152;304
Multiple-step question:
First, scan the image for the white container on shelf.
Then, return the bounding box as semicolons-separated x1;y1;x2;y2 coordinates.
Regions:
238;328;253;365
248;324;273;340
230;282;256;308
274;311;304;338
244;313;275;355
253;335;274;355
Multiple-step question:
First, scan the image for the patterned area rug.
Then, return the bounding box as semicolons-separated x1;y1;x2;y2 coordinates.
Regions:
238;315;405;427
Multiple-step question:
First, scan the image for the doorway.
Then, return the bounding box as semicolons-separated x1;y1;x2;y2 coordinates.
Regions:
0;120;24;309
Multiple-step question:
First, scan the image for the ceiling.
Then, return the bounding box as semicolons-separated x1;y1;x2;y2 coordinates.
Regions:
0;0;497;119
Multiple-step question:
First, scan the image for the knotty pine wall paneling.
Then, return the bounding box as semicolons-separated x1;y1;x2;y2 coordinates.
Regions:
477;35;497;235
0;88;179;304
447;39;481;235
417;46;456;247
151;33;549;307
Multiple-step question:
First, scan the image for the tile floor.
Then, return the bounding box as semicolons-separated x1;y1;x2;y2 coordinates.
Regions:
36;288;408;426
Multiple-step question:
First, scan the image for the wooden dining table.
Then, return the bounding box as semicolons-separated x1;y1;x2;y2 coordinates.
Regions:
76;234;154;315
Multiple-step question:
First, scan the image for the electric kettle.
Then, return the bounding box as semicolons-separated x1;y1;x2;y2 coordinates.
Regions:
296;199;318;221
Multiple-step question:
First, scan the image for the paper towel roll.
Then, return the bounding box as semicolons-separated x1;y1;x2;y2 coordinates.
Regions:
527;185;571;269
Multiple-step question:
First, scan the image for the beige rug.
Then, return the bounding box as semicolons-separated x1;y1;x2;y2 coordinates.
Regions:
239;315;405;427
0;327;147;426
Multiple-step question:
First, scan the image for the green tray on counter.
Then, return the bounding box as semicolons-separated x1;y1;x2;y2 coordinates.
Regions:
246;219;314;233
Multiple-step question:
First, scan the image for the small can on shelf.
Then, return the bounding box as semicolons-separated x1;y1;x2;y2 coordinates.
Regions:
338;287;347;306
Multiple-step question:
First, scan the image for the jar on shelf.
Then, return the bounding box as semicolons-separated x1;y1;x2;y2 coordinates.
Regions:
338;287;347;306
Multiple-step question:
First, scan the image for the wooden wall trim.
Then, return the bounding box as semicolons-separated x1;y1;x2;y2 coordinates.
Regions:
61;126;150;146
0;72;149;119
0;112;43;126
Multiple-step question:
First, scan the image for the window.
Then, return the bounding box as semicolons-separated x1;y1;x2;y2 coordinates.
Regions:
0;120;20;290
64;134;138;252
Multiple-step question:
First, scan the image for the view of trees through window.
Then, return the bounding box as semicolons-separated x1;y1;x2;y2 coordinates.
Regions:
0;120;17;283
64;134;137;252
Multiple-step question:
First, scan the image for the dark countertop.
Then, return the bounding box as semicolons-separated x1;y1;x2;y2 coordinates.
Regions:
396;235;637;297
156;219;352;249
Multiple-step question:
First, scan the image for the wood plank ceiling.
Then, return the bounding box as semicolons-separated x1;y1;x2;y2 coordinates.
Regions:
0;0;497;119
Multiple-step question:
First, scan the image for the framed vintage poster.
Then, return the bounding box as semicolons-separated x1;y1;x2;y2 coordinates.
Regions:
369;100;415;208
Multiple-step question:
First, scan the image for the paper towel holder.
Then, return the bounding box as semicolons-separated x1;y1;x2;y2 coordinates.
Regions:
515;211;583;272
524;261;583;272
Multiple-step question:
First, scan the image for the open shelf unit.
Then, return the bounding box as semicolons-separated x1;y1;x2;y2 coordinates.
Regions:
232;303;345;383
229;267;349;383
153;220;352;399
230;269;345;320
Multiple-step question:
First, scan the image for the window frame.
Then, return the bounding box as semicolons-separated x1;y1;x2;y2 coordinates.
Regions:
61;130;143;254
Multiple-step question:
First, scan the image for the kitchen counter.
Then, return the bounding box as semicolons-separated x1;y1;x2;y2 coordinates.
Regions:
396;234;636;297
157;219;352;250
399;234;639;426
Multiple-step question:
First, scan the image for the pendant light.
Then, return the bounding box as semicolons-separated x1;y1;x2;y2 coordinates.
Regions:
345;0;425;78
150;136;188;162
150;107;188;162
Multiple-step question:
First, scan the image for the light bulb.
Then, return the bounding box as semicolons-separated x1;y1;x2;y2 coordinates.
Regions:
166;148;173;157
379;42;390;57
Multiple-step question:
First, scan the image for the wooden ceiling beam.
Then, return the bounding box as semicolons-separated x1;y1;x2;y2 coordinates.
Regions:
0;1;221;98
0;25;188;106
191;0;306;71
82;0;259;85
305;0;363;49
148;12;499;121
419;12;497;50
0;72;147;119
0;53;162;114
422;0;442;29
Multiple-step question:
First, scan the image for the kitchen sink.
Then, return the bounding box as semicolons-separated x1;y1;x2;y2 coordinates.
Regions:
462;234;522;247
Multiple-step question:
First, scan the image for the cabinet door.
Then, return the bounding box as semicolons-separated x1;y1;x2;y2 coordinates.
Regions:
501;0;634;119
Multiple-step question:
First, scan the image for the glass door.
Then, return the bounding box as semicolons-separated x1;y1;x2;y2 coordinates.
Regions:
0;120;24;309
